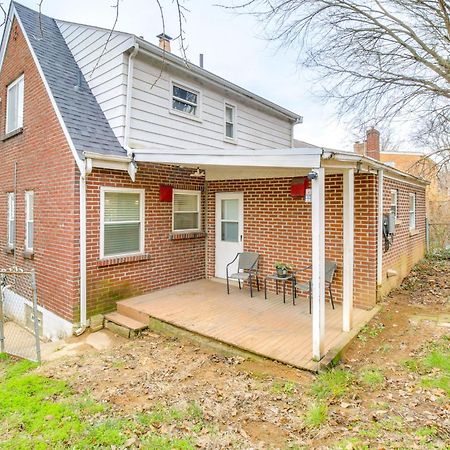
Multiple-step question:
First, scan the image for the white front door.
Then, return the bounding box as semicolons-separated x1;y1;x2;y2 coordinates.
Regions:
215;192;244;278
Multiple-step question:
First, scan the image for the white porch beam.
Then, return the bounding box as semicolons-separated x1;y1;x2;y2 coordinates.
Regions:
311;167;326;361
343;169;354;332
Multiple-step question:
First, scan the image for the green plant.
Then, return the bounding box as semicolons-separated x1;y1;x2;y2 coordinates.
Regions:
304;402;327;428
271;380;296;395
274;262;291;271
358;367;385;389
311;368;353;400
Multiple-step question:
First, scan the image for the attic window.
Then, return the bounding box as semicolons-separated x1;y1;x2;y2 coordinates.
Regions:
6;75;24;134
172;83;199;117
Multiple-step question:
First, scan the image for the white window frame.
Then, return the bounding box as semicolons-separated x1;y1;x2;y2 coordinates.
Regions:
7;192;15;248
409;193;416;231
100;187;145;259
6;74;24;134
25;191;34;252
390;189;398;220
172;189;201;233
224;102;237;142
169;80;202;121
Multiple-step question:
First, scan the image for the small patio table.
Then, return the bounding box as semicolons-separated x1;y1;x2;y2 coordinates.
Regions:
264;273;295;304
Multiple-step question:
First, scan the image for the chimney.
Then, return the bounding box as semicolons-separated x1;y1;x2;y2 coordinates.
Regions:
366;127;380;160
353;141;365;156
156;33;172;52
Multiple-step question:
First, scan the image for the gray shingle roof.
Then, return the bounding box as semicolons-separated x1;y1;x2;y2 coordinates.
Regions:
14;2;127;159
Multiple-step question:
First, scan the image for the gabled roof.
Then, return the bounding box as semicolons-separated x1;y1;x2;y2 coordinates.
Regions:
10;2;126;160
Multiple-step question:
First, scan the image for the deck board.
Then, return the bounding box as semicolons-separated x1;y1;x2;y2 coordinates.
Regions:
118;279;377;370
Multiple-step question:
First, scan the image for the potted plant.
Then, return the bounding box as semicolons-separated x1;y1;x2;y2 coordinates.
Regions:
275;262;291;278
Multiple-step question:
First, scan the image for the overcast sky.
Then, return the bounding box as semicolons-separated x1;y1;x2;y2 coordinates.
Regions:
4;0;363;150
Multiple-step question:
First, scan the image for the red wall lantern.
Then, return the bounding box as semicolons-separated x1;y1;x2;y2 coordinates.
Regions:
159;184;173;202
290;177;310;198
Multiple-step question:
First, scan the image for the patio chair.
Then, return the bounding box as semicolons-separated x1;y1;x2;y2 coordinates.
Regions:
294;260;337;313
226;252;260;298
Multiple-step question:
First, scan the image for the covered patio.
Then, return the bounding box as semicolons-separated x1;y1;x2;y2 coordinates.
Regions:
117;279;377;371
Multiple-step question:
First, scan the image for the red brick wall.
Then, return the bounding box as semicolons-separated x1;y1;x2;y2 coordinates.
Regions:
207;173;378;309
85;165;206;316
0;19;79;322
380;177;426;295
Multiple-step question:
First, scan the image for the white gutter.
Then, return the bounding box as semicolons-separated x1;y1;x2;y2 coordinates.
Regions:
124;43;139;153
83;152;137;181
77;171;88;332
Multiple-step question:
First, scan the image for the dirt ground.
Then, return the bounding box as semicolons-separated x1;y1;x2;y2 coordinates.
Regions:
39;258;450;449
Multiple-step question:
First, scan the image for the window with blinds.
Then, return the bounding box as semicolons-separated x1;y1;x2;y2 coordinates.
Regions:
173;190;201;232
409;193;416;230
101;189;144;258
6;75;24;134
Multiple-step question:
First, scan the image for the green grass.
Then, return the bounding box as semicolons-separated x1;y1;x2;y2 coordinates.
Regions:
357;323;384;343
0;355;198;449
304;402;327;428
271;380;297;396
402;336;450;397
311;368;353;400
358;367;385;389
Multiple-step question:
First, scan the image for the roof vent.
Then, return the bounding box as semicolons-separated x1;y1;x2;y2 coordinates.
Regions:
156;33;172;52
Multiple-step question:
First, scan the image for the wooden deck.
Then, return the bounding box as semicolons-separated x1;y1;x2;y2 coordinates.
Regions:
117;279;377;371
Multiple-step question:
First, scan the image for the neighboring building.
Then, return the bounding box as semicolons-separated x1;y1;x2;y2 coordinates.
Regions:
0;3;427;363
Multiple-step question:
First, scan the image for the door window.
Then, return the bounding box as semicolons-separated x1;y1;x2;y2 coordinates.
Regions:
221;199;239;242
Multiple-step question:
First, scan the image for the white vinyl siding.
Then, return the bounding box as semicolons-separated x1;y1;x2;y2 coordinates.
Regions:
25;191;34;252
100;188;145;258
7;193;15;248
6;75;24;133
173;190;201;232
390;189;398;219
171;82;200;119
409;193;416;230
224;103;236;141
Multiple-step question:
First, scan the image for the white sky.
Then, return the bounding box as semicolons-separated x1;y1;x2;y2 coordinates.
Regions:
4;0;362;150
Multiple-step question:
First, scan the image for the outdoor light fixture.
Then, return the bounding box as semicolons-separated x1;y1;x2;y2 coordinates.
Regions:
307;171;318;180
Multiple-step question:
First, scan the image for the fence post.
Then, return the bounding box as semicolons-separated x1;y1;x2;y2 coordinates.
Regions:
0;275;5;354
31;270;41;363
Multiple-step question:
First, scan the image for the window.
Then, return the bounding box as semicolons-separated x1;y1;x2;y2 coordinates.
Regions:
224;103;236;140
409;193;416;230
25;191;34;252
6;75;24;134
173;190;201;232
172;83;199;116
7;193;15;248
100;188;144;258
390;189;398;219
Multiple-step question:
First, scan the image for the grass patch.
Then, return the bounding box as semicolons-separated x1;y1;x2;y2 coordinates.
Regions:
271;380;296;396
357;323;384;343
358;367;385;389
304;402;327;428
311;368;353;400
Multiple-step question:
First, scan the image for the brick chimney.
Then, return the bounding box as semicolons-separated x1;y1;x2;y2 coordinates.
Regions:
156;33;172;52
366;127;380;160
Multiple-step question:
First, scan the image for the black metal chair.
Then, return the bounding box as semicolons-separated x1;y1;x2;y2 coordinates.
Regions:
226;252;260;298
294;260;337;313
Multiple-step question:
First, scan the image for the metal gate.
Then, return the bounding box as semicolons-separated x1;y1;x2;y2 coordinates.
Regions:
0;267;41;362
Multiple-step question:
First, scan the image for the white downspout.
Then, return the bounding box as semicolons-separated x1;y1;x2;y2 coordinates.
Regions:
124;43;139;154
377;169;384;288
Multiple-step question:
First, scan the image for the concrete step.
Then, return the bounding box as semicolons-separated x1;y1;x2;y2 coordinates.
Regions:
103;311;148;339
117;302;150;324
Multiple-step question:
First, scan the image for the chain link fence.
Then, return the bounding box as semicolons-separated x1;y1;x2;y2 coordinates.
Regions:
0;267;41;362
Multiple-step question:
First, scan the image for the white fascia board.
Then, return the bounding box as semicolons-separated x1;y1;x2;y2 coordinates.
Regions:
134;151;321;169
0;5;14;72
12;7;85;176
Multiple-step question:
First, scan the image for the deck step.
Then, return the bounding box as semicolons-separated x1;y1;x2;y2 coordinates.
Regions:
104;311;148;338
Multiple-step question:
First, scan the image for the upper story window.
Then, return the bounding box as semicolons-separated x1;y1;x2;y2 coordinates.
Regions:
6;75;24;134
224;103;236;140
173;190;201;232
409;193;416;230
25;191;34;252
390;189;398;219
100;188;145;258
172;82;199;117
7;192;15;248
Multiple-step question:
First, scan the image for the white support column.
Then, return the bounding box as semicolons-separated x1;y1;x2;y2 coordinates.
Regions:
343;169;354;332
311;167;326;361
377;170;384;286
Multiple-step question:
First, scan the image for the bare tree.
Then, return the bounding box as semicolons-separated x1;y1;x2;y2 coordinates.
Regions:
225;0;450;167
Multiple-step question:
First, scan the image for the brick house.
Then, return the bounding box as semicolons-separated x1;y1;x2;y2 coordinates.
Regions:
0;3;427;363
